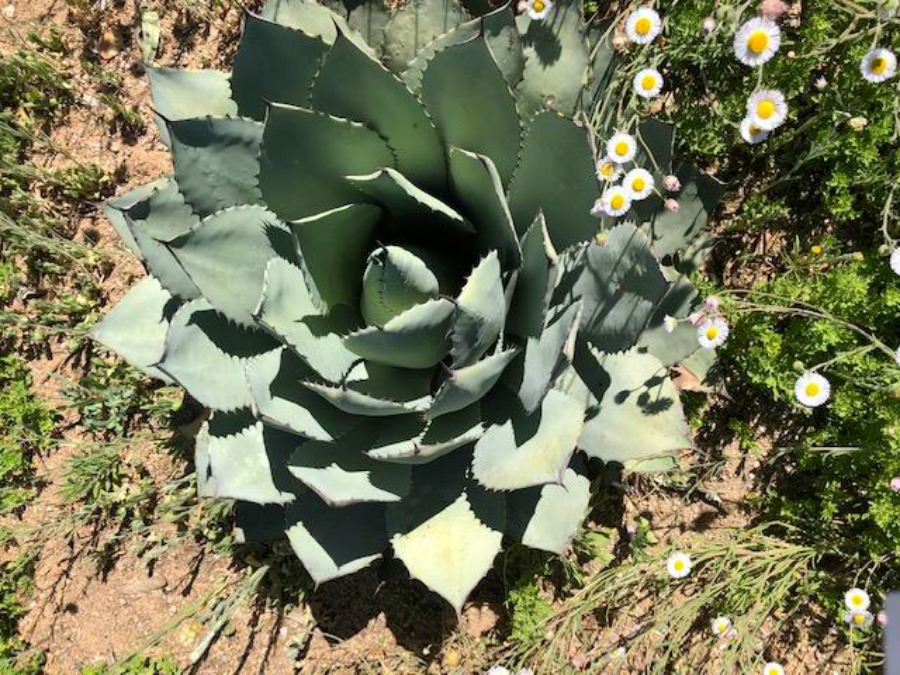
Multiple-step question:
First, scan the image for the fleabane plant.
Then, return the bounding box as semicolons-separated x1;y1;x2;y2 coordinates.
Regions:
92;0;723;610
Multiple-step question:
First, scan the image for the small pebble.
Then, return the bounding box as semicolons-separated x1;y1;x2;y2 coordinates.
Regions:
2;5;14;20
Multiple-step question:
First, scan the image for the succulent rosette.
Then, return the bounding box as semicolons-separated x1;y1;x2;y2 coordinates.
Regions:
92;0;723;610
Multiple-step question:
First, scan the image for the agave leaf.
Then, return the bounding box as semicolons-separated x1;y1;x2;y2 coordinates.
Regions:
635;119;675;175
403;5;524;93
637;275;702;367
204;414;303;504
578;347;690;470
387;450;504;613
515;0;589;117
166;117;263;218
261;0;369;49
285;496;387;584
312;31;446;193
290;203;381;313
104;179;172;259
158;299;280;412
167;205;296;327
128;223;202;300
232;13;328;120
346;0;391;54
449;251;506;367
368;405;483;463
147;67;237;147
89;276;178;384
254;258;360;382
506;111;600;251
381;0;467;73
348;168;472;236
303;381;431;416
505;462;591;553
123;178;197;242
289;425;412;505
566;222;669;352
428;347;519;419
506;213;558;339
420;36;521;187
246;349;358;441
504;301;580;413
259;103;395;221
473;387;584;490
448;147;521;269
634;166;727;259
344;298;455;369
582;21;616;116
233;502;286;543
361;245;442;328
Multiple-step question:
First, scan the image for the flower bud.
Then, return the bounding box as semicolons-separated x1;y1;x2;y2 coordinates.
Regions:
663;175;681;192
664;198;679;212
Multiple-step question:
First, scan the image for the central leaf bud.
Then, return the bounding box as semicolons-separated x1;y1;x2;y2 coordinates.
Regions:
361;245;449;328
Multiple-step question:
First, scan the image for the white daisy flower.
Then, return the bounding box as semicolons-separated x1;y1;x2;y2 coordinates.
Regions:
844;588;871;612
623;168;655;200
740;117;770;144
596;158;623;183
794;371;831;408
600;185;632;217
711;615;733;636
734;18;781;66
524;0;553;21
746;89;788;130
891;248;900;275
633;67;664;98
625;7;662;45
861;48;897;82
606;132;638;164
697;317;729;349
845;610;874;628
763;663;785;675
663;315;678;333
666;551;692;579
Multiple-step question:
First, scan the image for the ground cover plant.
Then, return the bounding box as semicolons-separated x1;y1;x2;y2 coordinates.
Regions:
0;0;898;672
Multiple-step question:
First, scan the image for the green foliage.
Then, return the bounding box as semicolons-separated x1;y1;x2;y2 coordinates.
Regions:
80;654;180;675
727;251;900;565
91;0;723;611
0;355;56;514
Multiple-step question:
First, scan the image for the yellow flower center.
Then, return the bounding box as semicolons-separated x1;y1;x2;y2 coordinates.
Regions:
804;382;820;397
757;100;776;119
610;194;625;210
641;74;657;91
632;177;646;192
599;163;614;178
673;559;685;572
871;56;887;74
614;140;629;156
851;594;864;607
533;0;546;13
747;30;770;54
635;16;652;35
811;245;823;255
705;327;719;340
717;621;728;632
766;669;779;675
853;613;866;624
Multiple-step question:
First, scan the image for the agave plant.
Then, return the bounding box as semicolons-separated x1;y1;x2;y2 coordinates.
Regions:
92;0;723;610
